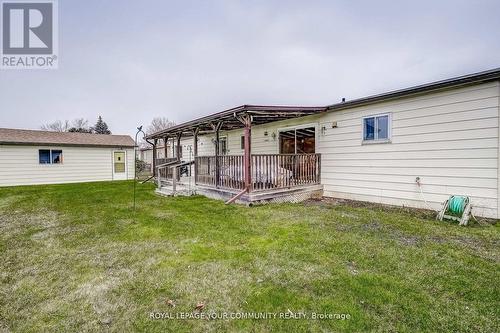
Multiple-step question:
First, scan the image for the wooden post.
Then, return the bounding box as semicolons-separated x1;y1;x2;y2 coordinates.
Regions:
209;122;223;188
176;133;182;160
152;138;158;177
193;128;199;182
243;119;252;191
193;128;199;157
172;167;177;193
163;137;168;159
171;137;175;159
214;124;220;188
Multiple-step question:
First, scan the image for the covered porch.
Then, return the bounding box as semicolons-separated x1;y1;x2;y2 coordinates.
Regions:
146;105;326;204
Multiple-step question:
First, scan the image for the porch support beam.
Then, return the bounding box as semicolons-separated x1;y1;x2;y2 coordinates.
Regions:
243;120;252;191
210;122;223;188
176;133;182;160
152;138;158;177
193;127;199;157
163;137;169;159
193;127;199;181
171;137;175;158
236;114;252;192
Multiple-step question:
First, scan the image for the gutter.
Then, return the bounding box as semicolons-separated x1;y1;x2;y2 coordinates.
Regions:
326;67;500;112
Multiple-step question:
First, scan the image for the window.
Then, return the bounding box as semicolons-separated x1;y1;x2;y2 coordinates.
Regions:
39;149;63;164
278;126;315;154
219;137;227;155
39;150;50;164
363;114;390;142
240;136;245;150
51;150;63;164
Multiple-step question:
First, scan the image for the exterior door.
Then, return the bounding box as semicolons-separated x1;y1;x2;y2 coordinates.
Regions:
113;151;127;180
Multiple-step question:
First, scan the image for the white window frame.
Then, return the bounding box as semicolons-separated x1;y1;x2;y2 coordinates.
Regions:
362;113;392;144
39;149;63;165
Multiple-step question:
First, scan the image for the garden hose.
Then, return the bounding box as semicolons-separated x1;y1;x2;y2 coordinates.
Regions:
448;195;467;215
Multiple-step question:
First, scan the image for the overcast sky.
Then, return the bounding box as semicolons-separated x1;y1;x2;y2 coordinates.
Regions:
1;0;499;136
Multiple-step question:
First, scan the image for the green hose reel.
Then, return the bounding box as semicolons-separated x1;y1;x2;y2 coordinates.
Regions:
437;195;472;226
448;196;468;215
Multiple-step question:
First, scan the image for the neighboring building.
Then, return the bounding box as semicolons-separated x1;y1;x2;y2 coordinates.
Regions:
138;140;171;172
148;68;500;218
0;128;135;186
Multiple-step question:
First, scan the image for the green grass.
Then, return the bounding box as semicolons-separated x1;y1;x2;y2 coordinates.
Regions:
0;181;498;332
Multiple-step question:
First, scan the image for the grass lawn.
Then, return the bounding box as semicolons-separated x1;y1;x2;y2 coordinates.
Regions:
0;181;498;332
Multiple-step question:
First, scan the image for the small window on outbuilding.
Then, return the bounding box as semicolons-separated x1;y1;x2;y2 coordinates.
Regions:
363;114;390;142
52;150;63;164
39;149;63;164
39;150;51;164
240;136;245;150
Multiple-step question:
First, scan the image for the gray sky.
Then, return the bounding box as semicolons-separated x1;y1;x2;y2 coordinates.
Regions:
1;0;499;136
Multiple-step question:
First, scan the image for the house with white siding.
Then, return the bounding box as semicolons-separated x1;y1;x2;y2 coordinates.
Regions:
139;140;170;172
147;68;500;218
0;129;135;186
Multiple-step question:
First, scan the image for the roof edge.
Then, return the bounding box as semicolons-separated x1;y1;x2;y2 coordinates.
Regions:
146;104;327;139
0;141;136;148
326;67;500;111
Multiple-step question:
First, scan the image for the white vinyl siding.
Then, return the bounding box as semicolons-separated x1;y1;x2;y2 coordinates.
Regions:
0;146;135;186
194;114;321;156
319;81;500;218
169;81;500;218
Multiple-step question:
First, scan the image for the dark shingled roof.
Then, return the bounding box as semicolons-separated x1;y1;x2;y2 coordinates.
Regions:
0;128;135;147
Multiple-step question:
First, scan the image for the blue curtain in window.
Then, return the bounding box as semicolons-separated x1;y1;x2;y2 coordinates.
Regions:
364;117;375;140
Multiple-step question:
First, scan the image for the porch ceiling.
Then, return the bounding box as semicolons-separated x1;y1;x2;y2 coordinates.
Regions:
146;105;327;139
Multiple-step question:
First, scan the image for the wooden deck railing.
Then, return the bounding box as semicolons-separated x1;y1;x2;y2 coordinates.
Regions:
194;153;321;192
156;157;179;181
252;154;321;191
194;156;217;187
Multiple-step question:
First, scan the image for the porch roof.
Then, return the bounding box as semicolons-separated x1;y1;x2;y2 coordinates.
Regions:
146;105;327;139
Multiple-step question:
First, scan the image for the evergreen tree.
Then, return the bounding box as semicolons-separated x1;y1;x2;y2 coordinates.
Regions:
92;116;111;134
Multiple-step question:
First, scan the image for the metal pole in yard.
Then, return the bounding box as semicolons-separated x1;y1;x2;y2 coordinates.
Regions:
134;126;145;212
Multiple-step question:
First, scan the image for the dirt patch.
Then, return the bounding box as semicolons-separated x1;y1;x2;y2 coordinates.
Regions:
346;261;359;275
305;197;437;219
303;197;343;207
362;220;382;231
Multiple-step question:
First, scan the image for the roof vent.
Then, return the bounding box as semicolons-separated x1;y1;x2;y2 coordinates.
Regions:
341;98;346;103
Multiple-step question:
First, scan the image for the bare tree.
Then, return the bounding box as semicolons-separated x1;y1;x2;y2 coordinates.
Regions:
141;117;176;148
146;117;176;136
68;118;92;133
72;118;89;129
42;118;94;133
41;120;70;132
